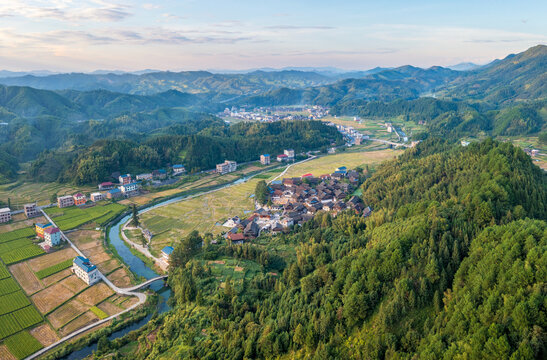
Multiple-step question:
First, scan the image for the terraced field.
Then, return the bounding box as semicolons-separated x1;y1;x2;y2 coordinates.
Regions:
0;182;93;209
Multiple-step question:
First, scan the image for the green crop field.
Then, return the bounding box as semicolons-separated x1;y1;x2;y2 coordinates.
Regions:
12;306;42;329
0;278;19;296
0;181;93;209
0;313;22;339
0;238;34;254
0;245;45;265
0;262;11;279
0;291;30;315
45;203;127;230
4;331;43;359
90;305;108;319
0;228;34;243
35;259;74;279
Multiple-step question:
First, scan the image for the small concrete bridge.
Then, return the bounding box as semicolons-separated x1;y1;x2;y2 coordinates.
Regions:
122;275;168;292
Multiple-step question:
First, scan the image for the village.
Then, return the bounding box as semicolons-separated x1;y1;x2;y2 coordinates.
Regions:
222;165;372;244
219;105;329;122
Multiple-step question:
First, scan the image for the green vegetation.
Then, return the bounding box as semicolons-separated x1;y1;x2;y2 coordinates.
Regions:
11;306;42;330
35;258;73;279
4;331;43;359
0;313;21;339
44;203;126;230
254;180;269;205
0;278;19;296
33;120;342;184
107;139;545;360
0;244;44;265
0;228;34;243
90;306;109;320
0;291;30;315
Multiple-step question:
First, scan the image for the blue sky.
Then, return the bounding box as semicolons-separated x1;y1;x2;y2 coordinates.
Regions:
0;0;545;71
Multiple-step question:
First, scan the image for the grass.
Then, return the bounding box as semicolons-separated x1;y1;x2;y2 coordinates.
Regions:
4;331;43;359
35;259;73;279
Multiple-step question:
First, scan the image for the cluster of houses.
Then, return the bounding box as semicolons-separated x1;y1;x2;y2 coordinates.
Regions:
220;105;329;123
523;148;540;157
326;122;368;146
223;166;371;244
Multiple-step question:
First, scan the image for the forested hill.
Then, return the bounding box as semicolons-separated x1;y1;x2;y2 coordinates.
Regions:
30;120;343;184
116;139;546;360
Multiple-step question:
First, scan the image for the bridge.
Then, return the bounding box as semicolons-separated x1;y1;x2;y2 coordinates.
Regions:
122;275;168;292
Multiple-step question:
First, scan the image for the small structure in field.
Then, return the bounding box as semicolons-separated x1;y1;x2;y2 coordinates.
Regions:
57;195;74;208
90;192;104;202
35;223;52;238
260;154;270;165
0;207;11;223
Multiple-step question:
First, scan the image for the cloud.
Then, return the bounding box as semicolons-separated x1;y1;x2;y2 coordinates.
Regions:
264;25;335;30
0;0;132;22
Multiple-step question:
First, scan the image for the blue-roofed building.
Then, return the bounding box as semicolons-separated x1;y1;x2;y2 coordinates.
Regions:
106;188;122;199
260;154;270;165
162;246;174;263
72;256;100;285
334;166;347;175
172;164;186;175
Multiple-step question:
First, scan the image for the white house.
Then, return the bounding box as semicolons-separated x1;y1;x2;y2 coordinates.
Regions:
216;160;237;175
284;149;295;158
136;173;153;181
172;164;186;175
120;183;139;195
72;256;100;285
0;208;11;223
43;227;61;246
161;246;174;264
90;192;104;202
223;216;240;228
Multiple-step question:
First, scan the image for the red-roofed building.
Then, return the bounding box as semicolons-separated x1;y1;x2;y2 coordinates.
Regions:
227;232;245;244
44;226;61;246
98;182;114;190
277;154;288;162
301;173;313;178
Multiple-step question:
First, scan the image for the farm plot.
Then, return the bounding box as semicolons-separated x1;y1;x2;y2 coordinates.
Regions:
0;278;19;296
0;291;30;315
9;263;43;295
4;331;43;360
0;244;45;265
90;306;108;320
0;228;34;243
31;281;77;314
27;247;77;273
44;203;126;230
47;299;88;329
29;324;59;347
35;259;73;279
0;227;45;265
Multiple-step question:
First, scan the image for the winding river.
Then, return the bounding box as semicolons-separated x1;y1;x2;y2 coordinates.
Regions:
61;174;256;359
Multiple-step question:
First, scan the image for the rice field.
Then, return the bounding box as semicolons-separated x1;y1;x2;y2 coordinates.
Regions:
0;182;93;209
3;331;43;359
44;203;127;230
35;259;73;279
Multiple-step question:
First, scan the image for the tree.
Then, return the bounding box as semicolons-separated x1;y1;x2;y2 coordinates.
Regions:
7;198;10;209
50;192;57;204
131;204;139;227
255;180;269;205
170;231;203;268
97;335;111;355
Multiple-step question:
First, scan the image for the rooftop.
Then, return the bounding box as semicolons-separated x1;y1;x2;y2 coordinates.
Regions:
44;227;60;234
162;246;174;255
0;207;10;213
73;256;97;273
172;164;184;168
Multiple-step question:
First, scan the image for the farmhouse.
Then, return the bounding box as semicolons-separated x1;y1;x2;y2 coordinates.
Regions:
119;174;132;185
73;193;86;206
152;169;167;179
216;160;237;175
35;223;52;238
277;154;288;162
284;149;295;158
136;173;153;181
227;232;245;245
172;164;186;175
57;195;74;208
161;246;174;263
73;256;100;285
90;192;104;202
98;182;114;190
120;182;139;196
106;188;123;199
24;203;40;218
260;154;270;165
0;207;11;223
43;226;61;246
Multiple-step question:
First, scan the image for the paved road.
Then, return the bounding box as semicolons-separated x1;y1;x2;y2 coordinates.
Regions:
369;138;411;148
26;210;167;360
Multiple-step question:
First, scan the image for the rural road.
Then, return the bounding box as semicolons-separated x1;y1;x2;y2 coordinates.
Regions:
25;210;168;360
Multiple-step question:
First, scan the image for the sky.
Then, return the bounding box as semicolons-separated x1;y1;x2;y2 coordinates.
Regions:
0;0;546;72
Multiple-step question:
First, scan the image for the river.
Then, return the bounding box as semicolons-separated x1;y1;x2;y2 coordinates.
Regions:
60;174;255;359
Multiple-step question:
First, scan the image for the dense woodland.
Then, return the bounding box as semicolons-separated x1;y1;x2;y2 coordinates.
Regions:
96;139;546;359
29;120;342;184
